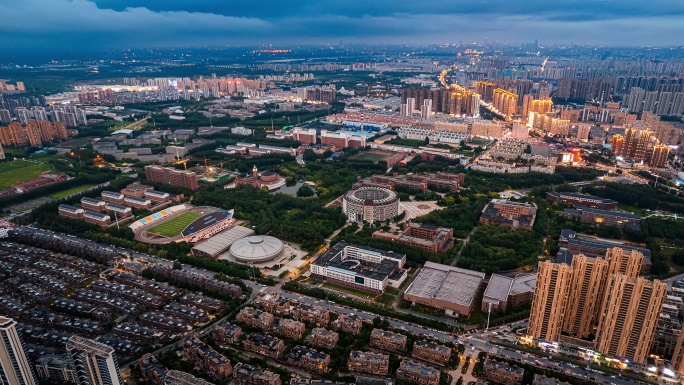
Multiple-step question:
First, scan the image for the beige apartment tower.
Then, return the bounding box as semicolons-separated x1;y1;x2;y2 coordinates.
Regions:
562;255;608;339
528;261;573;341
605;247;644;277
594;275;666;364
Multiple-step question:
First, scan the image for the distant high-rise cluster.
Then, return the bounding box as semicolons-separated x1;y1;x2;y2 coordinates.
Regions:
400;86;480;117
0;79;26;94
0;120;69;148
296;85;336;103
528;247;667;365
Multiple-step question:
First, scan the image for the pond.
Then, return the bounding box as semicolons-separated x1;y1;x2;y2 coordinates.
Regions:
269;180;316;197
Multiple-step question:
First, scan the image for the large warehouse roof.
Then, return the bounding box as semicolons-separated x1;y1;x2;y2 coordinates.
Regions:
405;261;485;308
191;226;254;257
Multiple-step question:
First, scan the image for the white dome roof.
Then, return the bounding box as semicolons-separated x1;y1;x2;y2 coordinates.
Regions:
229;235;284;263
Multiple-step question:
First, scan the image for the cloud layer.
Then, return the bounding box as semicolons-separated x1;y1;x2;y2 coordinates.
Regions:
1;0;683;55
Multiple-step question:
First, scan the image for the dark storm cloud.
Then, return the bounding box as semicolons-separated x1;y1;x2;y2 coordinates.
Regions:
1;0;683;54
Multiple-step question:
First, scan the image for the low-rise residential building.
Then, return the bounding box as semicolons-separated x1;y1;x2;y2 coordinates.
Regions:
273;318;306;340
370;328;407;352
139;353;167;385
331;313;364;335
294;304;330;326
396;359;440;385
347;351;389;375
483;360;524;385
532;374;570;385
305;328;339;350
183;337;233;379
236;307;275;330
287;346;331;373
165;370;213;385
255;293;293;315
233;363;281;385
412;340;452;366
244;333;286;359
211;322;242;344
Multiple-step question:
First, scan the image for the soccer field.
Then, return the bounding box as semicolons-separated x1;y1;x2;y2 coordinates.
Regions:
0;160;51;189
147;212;203;238
354;152;388;162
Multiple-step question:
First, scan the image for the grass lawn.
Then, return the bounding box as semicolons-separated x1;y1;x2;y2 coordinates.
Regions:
321;282;374;300
354;152;388;163
147;212;203;238
48;184;93;199
0;160;51;189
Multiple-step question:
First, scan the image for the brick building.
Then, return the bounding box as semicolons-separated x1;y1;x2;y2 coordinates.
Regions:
483;360;524;385
183;337;233;379
369;329;407;352
233;363;281;385
480;199;538;231
305;328;339;350
372;222;455;253
273;317;306;340
244;333;286;359
236;307;275;330
396;359;441;385
287;346;331;373
331;313;364;335
211;322;242;344
412;340;452;366
347;351;389;375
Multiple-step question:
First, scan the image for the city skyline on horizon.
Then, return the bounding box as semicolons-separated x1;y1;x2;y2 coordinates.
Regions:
2;0;684;56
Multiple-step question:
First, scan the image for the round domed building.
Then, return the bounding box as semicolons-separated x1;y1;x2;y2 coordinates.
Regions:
343;187;399;223
229;235;284;264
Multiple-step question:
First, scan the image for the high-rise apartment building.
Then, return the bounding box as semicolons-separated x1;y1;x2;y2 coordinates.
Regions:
0;316;37;385
493;88;518;117
605;247;644;278
649;145;670;168
594;276;666;364
528;261;573;342
66;336;122;385
562;255;608;339
530;248;646;343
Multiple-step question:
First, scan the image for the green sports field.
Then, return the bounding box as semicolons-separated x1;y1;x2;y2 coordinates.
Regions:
0;160;51;189
147;212;203;238
354;152;388;162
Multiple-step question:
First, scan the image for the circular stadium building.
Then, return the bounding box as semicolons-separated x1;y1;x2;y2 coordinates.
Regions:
343;187;400;223
229;235;285;264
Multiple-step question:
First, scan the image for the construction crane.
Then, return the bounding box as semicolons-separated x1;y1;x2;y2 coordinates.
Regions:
176;158;208;170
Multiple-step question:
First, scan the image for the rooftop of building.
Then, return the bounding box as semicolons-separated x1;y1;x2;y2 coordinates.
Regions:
546;191;617;204
191;225;254;257
314;242;405;282
563;207;641;220
414;339;451;352
559;229;651;258
404;261;485;308
483;274;514;302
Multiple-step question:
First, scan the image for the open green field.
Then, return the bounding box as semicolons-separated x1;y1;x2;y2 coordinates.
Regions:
48;184;94;199
0;160;51;189
147;212;203;238
354;152;388;163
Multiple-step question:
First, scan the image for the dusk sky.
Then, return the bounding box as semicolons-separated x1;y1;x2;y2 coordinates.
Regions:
2;0;684;54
